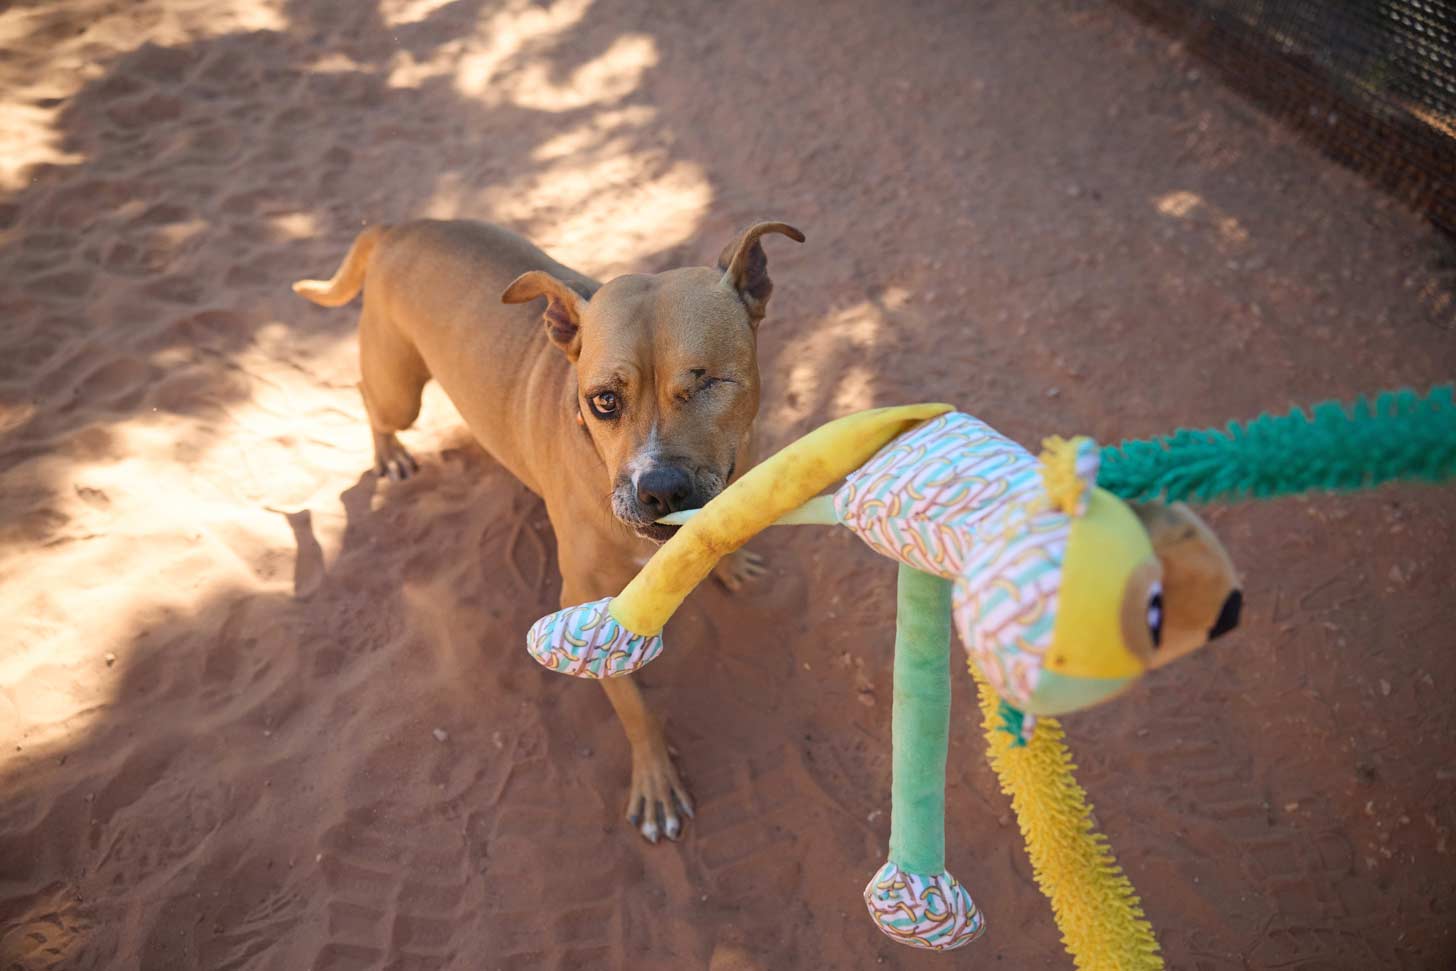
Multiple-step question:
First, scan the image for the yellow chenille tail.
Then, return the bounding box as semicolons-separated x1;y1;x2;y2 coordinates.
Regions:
975;677;1164;970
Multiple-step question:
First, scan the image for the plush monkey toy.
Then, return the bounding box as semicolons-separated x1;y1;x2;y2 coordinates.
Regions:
526;386;1452;968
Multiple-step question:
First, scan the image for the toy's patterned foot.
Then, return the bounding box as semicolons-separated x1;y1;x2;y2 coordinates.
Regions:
863;860;985;950
526;598;664;678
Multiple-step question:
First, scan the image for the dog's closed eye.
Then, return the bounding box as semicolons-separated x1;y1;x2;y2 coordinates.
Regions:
677;369;735;403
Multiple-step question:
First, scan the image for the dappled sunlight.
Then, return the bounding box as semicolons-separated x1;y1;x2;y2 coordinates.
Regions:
507;158;710;272
830;363;879;414
267;211;322;240
451;0;594;97
1156;190;1202;218
307;51;372;74
503;33;659;111
152;217;211;248
0;322;479;753
386;47;456;89
0;0;286;190
0;399;36;437
0;294;495;751
1218;216;1249;245
2;476;271;735
879;284;913;311
0;321;369;744
0;0;285;50
769;299;889;429
1153;188;1250;245
532;106;656;160
0;103;85;192
440;103;713;272
381;6;674;278
389;1;659;109
433;6;658;111
379;0;459;28
165;0;287;38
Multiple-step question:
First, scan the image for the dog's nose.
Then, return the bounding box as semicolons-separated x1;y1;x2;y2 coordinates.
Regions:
636;467;694;516
1209;589;1242;639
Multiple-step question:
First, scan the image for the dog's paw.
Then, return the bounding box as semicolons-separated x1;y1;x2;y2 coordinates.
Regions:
372;433;419;482
713;548;767;593
626;741;693;844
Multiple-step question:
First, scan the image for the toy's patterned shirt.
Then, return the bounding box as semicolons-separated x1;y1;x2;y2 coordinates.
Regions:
834;412;1072;708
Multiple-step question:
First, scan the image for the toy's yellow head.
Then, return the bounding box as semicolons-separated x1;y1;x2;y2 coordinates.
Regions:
818;415;1237;718
1012;437;1238;716
955;436;1154;716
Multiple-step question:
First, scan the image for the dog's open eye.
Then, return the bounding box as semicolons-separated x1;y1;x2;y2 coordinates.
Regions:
588;391;620;419
1146;583;1164;649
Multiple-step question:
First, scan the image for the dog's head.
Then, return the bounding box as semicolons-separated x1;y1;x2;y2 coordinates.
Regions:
503;221;803;542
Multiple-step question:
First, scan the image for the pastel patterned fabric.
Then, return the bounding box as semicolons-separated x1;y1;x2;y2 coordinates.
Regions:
525;598;663;678
834;412;1076;711
862;860;986;950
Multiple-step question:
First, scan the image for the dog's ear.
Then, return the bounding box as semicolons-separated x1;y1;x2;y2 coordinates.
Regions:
502;270;588;360
1130;501;1242;670
717;221;805;324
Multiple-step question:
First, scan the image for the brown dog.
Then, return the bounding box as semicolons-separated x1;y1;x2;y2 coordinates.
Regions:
293;218;803;842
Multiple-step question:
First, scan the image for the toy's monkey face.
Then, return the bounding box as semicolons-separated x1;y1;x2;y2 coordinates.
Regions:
993;497;1241;717
1130;501;1241;669
1022;489;1161;716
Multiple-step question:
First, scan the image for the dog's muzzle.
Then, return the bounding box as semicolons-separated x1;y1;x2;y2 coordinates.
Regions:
613;464;726;543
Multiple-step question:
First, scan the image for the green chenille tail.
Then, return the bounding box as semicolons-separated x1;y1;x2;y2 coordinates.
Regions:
1098;385;1456;504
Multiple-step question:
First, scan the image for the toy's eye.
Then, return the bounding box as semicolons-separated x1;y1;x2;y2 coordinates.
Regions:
589;391;620;419
1146;583;1164;649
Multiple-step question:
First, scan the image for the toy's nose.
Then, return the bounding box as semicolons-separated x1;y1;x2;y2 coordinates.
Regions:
1209;589;1242;639
637;466;694;516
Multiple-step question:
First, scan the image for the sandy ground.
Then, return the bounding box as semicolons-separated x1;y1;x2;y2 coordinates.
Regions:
2;0;1455;969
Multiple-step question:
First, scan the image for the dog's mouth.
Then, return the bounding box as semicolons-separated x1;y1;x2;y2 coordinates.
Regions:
612;503;690;545
633;521;681;544
613;463;731;545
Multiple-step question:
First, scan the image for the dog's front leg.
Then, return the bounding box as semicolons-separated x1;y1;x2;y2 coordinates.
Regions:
712;548;767;592
558;546;693;844
598;675;693;843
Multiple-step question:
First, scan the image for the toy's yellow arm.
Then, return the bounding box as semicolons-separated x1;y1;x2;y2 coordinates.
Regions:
610;403;953;635
525;404;952;680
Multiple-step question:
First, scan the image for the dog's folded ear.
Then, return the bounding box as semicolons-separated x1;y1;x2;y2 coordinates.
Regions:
502;270;588;360
717;221;805;324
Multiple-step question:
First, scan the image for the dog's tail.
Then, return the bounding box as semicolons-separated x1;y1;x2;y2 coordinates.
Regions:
292;224;390;307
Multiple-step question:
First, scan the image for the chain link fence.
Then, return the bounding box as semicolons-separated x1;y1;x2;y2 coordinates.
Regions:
1114;0;1456;235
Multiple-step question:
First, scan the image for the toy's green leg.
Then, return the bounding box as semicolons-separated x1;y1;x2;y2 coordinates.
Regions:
863;564;985;950
888;565;952;873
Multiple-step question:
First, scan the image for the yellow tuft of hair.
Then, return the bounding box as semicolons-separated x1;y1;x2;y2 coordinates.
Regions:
975;674;1164;970
1039;436;1092;516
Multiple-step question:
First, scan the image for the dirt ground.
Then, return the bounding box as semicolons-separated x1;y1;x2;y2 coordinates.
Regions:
2;0;1454;969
